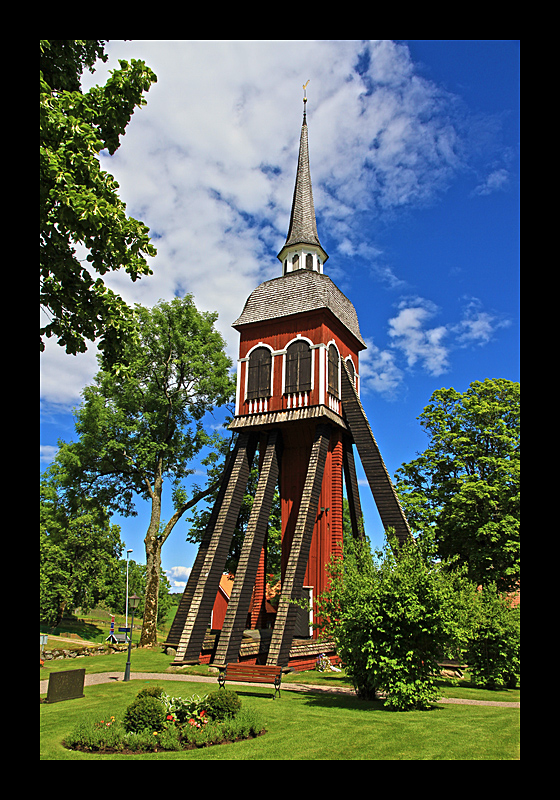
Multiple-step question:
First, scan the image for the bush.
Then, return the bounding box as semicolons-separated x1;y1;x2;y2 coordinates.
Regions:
316;535;478;710
204;689;241;721
64;715;124;752
123;694;167;734
64;702;264;753
160;691;208;724
466;585;520;689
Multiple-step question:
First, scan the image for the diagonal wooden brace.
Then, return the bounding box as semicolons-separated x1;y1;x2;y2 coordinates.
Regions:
266;424;330;667
340;360;412;546
166;438;242;650
213;429;282;667
172;432;258;664
342;434;365;541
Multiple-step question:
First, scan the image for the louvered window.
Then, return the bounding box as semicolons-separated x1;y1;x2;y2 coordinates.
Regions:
247;347;272;399
328;344;340;398
285;340;312;394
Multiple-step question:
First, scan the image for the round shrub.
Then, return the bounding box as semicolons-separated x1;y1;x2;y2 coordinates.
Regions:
204;689;241;721
136;685;165;700
123;694;166;734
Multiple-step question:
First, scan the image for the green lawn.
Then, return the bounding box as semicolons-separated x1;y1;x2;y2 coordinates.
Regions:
40;650;520;705
40;671;520;760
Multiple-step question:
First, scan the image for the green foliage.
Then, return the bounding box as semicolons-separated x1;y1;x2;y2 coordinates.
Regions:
467;585;520;689
40;40;157;362
122;693;167;734
48;294;235;646
40;470;123;627
396;379;520;592
160;691;208;725
63;689;263;754
316;534;478;711
64;714;124;752
204;689;242;721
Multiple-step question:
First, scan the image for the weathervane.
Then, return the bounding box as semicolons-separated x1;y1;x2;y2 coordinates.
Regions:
303;80;310;121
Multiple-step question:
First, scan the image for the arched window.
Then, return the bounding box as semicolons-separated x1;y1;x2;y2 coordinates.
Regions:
247;347;271;399
285;340;312;394
328;344;339;398
306;253;313;270
292;253;300;270
346;358;355;387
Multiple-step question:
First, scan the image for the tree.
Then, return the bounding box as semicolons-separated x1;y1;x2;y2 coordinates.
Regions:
40;468;123;628
395;379;520;593
40;39;157;363
316;533;477;710
54;296;235;646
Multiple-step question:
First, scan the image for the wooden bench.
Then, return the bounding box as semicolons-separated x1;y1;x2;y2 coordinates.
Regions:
217;663;283;699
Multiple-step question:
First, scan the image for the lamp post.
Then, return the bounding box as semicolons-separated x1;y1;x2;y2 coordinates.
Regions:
123;594;140;682
125;549;133;631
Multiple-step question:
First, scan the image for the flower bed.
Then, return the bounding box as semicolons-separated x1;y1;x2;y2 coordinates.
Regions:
63;686;265;753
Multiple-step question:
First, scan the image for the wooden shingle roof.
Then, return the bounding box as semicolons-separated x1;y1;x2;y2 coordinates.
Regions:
232;268;366;348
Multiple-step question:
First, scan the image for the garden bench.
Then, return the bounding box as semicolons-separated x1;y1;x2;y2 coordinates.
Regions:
217;663;283;699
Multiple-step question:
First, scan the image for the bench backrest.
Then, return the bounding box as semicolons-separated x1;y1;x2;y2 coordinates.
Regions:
225;664;281;679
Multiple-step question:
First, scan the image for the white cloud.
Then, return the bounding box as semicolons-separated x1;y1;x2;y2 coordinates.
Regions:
165;565;192;592
388;298;450;376
452;298;511;346
473;168;509;196
40;445;59;464
41;40;468;408
359;338;404;398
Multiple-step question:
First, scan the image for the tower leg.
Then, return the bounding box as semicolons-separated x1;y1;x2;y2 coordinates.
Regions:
172;432;258;664
166;438;241;650
342;435;365;541
213;429;282;667
267;424;330;667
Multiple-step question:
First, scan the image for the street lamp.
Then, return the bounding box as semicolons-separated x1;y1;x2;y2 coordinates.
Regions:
123;594;140;682
125;549;133;631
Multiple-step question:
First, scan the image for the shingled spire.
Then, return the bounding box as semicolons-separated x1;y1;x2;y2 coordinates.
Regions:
278;84;328;275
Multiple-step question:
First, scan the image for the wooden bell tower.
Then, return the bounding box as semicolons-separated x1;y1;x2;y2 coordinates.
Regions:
167;90;411;668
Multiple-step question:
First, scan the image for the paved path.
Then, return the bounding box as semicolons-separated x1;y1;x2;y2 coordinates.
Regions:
40;671;519;707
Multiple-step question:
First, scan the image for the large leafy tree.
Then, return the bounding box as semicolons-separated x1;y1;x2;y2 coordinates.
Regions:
395;378;520;592
40;468;123;628
40;39;157;362
54;296;235;645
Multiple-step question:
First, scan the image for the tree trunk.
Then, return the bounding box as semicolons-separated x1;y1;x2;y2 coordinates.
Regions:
140;486;163;647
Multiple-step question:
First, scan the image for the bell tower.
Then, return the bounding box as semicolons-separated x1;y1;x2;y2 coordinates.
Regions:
167;88;411;669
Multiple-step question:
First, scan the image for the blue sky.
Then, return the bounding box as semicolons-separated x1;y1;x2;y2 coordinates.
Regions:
40;40;520;593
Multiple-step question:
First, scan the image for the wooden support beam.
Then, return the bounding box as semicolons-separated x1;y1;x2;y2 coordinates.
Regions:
165;439;241;649
342;434;365;541
172;432;258;664
213;430;282;667
267;424;330;667
340;361;412;546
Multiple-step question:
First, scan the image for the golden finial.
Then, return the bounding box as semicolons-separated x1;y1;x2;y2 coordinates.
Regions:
303;80;310;103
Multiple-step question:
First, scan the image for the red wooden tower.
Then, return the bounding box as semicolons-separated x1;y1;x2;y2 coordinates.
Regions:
167;93;411;668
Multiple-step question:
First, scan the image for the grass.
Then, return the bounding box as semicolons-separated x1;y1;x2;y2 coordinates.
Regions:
40;652;520;704
41;668;520;760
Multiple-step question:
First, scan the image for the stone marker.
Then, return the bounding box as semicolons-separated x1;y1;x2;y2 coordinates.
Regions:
46;668;86;704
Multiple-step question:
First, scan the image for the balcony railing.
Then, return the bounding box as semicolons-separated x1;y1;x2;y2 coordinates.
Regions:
246;397;269;414
285;391;310;409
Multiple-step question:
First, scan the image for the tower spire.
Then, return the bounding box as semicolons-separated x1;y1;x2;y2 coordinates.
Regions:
278;83;328;274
